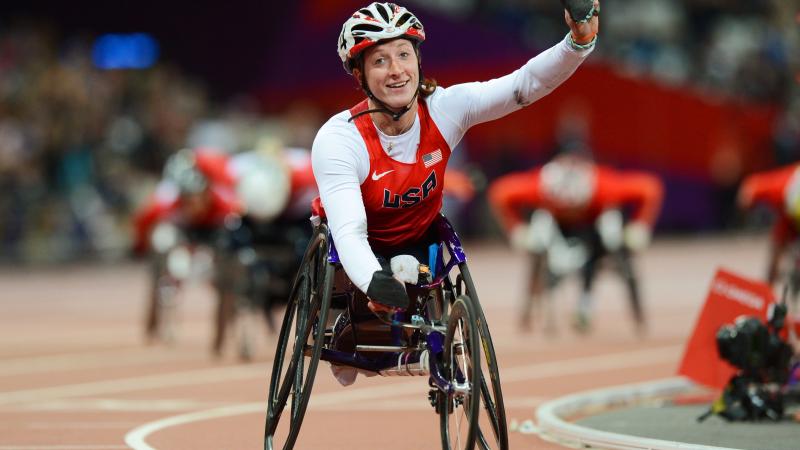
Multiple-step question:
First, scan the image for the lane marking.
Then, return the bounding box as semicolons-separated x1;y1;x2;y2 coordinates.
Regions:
16;398;230;412
125;344;682;450
0;324;210;347
0;364;269;406
0;348;201;377
26;422;142;429
313;395;550;411
501;345;681;383
535;377;735;450
0;446;129;449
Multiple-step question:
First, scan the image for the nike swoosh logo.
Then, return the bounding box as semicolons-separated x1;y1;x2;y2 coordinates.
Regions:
371;170;394;181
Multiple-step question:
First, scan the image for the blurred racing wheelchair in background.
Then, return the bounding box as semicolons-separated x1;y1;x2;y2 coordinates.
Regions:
217;154;311;360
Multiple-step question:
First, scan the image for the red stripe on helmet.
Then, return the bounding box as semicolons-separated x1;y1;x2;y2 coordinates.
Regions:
349;39;378;59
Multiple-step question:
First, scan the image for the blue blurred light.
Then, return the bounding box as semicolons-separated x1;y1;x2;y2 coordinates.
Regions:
92;33;159;70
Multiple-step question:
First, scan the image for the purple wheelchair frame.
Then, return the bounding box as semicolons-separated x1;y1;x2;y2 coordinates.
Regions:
319;214;468;395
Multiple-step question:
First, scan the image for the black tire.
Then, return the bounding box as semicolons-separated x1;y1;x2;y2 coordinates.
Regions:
149;270;180;345
440;296;481;449
155;281;179;344
788;258;800;310
264;225;333;450
457;263;509;450
520;252;548;331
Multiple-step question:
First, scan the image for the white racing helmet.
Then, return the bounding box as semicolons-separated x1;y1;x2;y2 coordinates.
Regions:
338;2;426;74
235;153;291;222
163;148;208;195
540;155;596;209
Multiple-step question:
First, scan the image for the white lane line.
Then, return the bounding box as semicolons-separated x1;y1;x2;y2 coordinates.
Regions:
27;422;142;429
312;395;550;411
315;398;432;411
501;345;682;383
0;446;129;449
0;329;146;347
296;344;679;409
0;364;269;406
125;403;265;450
503;396;550;408
16;398;230;412
535;377;735;450
0;349;200;377
125;344;681;450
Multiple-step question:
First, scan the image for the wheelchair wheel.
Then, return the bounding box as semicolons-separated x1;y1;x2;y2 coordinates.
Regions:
146;270;180;345
264;225;333;450
456;263;509;450
234;300;259;361
440;296;481;449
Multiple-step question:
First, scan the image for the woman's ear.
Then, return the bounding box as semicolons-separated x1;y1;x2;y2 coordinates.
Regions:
352;67;364;89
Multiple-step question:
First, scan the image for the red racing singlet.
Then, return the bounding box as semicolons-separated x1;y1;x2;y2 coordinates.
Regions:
350;98;452;251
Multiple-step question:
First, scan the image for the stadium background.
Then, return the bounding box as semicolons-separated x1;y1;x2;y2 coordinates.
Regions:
0;2;798;449
0;0;797;265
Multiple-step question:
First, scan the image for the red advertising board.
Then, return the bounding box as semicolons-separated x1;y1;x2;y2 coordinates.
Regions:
677;268;774;389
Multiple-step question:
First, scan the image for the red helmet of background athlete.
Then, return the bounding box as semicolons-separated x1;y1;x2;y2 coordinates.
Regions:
338;2;426;74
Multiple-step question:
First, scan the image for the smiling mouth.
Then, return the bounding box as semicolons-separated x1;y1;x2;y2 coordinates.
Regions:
387;80;409;89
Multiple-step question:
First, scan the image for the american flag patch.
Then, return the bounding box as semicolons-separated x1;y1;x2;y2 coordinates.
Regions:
422;149;442;168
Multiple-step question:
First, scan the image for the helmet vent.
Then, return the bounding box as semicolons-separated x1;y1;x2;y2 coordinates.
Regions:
352;23;385;36
375;3;391;22
395;12;411;28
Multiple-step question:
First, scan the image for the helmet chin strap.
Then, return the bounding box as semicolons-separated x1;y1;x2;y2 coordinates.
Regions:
349;64;423;123
349;86;419;122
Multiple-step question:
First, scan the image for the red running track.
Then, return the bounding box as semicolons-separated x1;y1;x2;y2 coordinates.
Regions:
0;234;770;449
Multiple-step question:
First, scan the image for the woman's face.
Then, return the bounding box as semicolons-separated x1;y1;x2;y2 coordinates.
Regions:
359;39;419;109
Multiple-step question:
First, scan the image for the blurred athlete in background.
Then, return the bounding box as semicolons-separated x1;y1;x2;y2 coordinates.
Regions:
489;149;663;334
216;140;317;359
739;164;800;303
132;147;240;349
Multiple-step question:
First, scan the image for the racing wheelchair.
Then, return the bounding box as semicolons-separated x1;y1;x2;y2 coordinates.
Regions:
520;209;643;333
219;215;310;360
145;223;219;345
263;214;508;450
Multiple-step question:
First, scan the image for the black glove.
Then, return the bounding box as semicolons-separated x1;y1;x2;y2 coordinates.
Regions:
366;268;409;310
768;302;787;331
561;0;598;23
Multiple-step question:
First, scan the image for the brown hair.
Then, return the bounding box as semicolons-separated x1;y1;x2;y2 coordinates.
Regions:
419;78;437;98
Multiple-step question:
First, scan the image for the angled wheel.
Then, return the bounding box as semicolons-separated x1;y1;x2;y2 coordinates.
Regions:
264;225;333;450
440;296;481;449
788;254;800;311
456;263;509;450
521;252;549;332
145;256;181;345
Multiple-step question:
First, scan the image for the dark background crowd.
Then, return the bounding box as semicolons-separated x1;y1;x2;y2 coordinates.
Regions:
0;0;797;265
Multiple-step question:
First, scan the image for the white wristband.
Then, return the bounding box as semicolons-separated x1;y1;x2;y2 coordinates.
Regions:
567;33;597;51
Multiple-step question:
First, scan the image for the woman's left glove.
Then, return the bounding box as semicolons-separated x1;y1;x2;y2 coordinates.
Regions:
366;268;410;310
